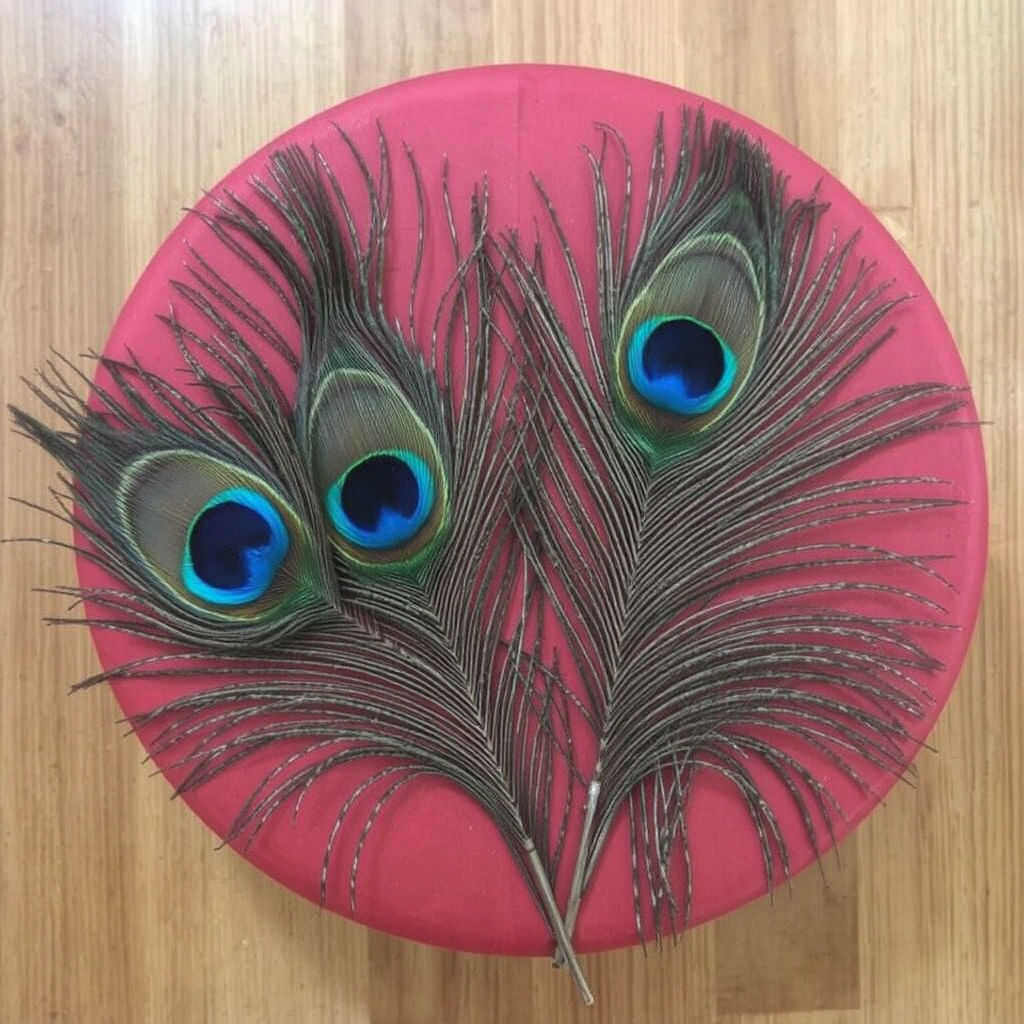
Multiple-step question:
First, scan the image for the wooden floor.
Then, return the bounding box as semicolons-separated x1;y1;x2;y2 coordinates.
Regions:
1;1;1020;1021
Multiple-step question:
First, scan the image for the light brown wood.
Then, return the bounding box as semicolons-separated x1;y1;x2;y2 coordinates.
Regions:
1;1;1020;1021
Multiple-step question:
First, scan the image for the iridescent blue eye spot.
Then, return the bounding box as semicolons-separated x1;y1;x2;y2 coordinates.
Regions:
327;449;434;550
627;316;737;415
182;488;289;605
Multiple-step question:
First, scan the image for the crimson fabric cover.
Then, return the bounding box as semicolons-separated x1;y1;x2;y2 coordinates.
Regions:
83;65;987;955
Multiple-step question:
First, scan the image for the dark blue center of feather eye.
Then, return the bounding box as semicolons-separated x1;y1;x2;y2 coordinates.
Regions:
628;316;738;416
341;455;419;529
327;450;435;551
643;318;724;395
182;488;289;606
189;502;270;589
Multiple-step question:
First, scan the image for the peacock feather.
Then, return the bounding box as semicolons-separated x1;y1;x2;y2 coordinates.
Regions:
501;109;969;952
11;128;590;998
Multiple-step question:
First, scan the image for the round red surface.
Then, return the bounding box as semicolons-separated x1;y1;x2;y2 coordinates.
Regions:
82;65;987;955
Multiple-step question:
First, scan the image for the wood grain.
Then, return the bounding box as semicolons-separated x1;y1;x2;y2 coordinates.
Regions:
1;1;1020;1021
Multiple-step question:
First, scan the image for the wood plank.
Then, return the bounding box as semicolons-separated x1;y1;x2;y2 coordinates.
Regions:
1;0;1019;1020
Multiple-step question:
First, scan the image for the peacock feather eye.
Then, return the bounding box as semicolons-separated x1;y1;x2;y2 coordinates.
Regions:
310;368;449;569
613;199;769;450
182;488;290;605
114;450;319;623
325;449;436;551
627;315;738;416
